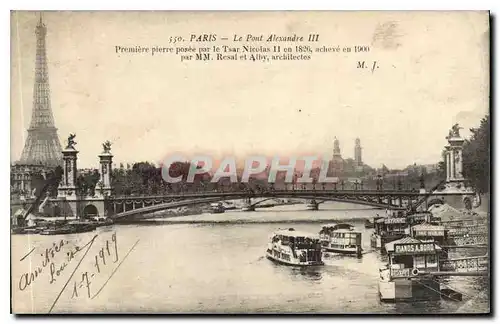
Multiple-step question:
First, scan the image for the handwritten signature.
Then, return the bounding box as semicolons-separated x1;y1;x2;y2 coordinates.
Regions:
18;238;73;291
16;232;140;313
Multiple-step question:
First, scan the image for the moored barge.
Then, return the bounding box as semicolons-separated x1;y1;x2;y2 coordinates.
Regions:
210;202;225;214
378;237;442;302
370;215;408;253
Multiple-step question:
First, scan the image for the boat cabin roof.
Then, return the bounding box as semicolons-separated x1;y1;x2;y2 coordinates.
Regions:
384;236;442;254
322;223;353;230
411;223;445;232
407;211;432;216
407;212;436;220
68;220;92;225
274;228;319;239
376;217;407;224
331;229;361;234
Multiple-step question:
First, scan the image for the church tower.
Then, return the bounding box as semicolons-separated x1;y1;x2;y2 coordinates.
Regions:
354;138;362;165
333;137;342;159
354;138;363;171
330;137;344;176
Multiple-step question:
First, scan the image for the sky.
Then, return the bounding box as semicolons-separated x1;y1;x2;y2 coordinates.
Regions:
10;11;489;169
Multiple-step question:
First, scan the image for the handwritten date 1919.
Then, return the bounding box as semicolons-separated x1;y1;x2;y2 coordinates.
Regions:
71;233;119;299
94;233;119;273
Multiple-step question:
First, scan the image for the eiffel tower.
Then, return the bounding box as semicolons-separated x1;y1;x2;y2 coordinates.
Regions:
18;15;62;167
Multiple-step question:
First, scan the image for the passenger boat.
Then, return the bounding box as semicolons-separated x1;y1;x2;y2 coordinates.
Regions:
364;219;375;229
11;226;40;235
410;223;446;245
378;237;442;302
319;223;362;257
40;226;75;235
306;200;319;211
407;211;440;226
370;215;408;253
221;201;237;210
266;228;324;266
210;202;225;214
367;215;385;229
11;227;26;235
409;221;449;259
23;227;41;234
440;288;463;301
91;216;114;226
241;205;255;212
68;221;98;232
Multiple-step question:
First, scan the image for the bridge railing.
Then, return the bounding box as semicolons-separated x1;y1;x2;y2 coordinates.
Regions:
110;189;430;199
109;178;432;197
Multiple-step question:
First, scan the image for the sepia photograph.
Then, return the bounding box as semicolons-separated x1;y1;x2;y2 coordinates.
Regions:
9;10;490;314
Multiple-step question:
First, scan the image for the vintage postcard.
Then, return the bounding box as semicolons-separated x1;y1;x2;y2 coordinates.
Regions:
10;11;490;314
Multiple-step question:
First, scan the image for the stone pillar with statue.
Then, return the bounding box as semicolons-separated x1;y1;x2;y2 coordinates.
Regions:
445;123;465;183
57;133;79;199
433;123;480;210
97;140;114;197
55;133;80;218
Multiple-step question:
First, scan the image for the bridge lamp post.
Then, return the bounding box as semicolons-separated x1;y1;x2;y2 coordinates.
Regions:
376;174;383;191
419;172;425;191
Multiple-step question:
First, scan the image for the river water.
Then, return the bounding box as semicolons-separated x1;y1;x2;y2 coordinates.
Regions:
11;202;489;314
